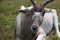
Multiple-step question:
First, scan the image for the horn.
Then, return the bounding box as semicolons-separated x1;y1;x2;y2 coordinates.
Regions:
30;0;36;5
42;0;54;6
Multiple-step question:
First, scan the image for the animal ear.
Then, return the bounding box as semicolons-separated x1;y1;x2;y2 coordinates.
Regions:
18;6;33;13
18;9;33;13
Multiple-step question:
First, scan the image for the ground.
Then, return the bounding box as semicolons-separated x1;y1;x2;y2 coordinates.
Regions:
0;0;60;40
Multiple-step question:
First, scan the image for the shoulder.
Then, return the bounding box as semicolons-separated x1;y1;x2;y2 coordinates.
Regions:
44;8;57;13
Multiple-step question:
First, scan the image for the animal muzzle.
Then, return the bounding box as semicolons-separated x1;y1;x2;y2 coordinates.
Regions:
31;25;38;33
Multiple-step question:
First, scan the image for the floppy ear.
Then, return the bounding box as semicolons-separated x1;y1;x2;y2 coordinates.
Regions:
18;6;33;13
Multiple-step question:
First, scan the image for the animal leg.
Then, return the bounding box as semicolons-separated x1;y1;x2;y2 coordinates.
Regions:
36;33;46;40
36;27;46;40
52;9;60;37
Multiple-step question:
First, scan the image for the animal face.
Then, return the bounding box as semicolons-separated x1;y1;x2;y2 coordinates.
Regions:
33;4;44;12
31;11;44;33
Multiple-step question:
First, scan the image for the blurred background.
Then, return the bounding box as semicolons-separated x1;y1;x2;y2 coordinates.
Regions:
0;0;60;40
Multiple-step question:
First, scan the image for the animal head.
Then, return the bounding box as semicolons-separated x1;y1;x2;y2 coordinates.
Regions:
30;0;53;33
30;0;45;12
30;0;54;12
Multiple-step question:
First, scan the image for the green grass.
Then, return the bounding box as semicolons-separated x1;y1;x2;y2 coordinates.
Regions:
0;0;60;40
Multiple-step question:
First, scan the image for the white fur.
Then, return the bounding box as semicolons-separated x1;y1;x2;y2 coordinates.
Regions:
36;34;46;40
16;6;60;40
16;10;25;40
52;9;60;37
36;12;53;40
32;11;43;22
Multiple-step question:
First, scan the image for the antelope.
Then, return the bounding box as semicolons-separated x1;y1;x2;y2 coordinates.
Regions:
16;0;60;40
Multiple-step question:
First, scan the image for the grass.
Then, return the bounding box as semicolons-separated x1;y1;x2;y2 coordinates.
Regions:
0;0;60;40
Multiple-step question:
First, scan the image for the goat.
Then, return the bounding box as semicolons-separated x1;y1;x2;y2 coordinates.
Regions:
15;0;60;40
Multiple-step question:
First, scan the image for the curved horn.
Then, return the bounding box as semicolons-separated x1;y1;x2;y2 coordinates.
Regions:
30;0;36;5
42;0;54;6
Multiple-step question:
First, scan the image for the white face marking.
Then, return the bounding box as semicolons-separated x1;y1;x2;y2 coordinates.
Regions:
34;12;42;16
32;11;43;22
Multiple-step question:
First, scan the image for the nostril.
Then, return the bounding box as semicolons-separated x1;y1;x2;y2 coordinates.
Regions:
32;25;38;31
